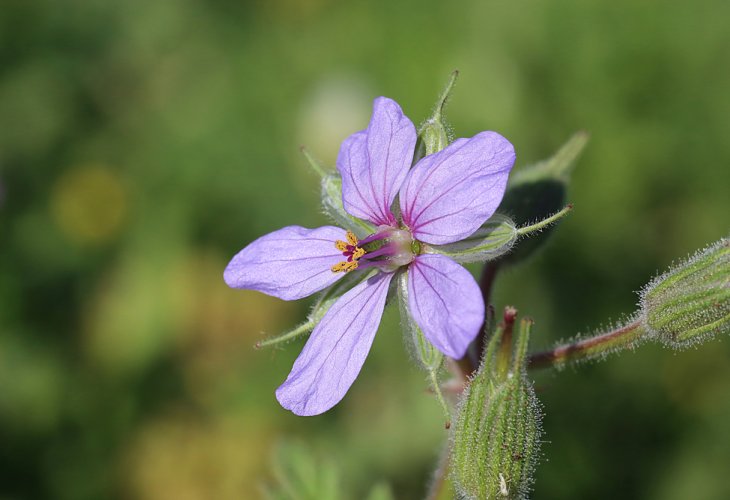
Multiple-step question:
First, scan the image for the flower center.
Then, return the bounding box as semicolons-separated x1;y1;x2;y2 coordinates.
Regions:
331;228;417;273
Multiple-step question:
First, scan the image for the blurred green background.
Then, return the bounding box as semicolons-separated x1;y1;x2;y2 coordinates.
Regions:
1;0;728;498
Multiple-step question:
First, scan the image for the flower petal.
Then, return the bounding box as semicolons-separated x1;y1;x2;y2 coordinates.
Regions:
399;131;515;245
276;272;393;416
337;97;417;226
223;225;346;301
407;254;484;358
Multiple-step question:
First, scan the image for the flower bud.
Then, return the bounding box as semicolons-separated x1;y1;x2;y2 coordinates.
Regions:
419;119;449;158
451;310;541;500
641;238;729;348
498;132;588;265
414;71;458;162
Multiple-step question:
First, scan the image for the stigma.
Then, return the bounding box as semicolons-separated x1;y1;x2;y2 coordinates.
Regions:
331;227;416;273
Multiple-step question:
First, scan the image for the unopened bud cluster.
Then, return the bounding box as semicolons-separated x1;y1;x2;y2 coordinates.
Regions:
641;238;729;348
451;309;541;500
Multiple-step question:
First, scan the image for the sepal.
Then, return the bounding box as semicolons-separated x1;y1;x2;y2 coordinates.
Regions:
414;70;458;162
497;132;587;264
255;270;373;349
320;171;375;238
425;214;517;264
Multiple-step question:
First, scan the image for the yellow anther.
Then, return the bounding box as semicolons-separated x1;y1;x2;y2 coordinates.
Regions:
346;231;358;246
331;260;359;273
332;231;367;273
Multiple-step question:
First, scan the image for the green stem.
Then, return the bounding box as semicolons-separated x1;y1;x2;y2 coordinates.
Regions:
425;445;451;500
429;369;452;429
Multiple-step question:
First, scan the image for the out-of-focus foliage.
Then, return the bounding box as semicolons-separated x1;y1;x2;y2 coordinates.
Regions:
263;442;342;500
262;441;395;500
0;0;728;499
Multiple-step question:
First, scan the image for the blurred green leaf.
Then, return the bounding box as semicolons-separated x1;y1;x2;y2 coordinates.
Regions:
264;442;341;500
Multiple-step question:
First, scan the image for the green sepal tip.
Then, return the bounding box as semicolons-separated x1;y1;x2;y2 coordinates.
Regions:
414;70;459;162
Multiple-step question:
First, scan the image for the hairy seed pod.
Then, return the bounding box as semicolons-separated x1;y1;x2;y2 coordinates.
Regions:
451;313;542;499
641;238;729;348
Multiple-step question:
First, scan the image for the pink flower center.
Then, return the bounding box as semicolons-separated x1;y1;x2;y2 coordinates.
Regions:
331;227;417;273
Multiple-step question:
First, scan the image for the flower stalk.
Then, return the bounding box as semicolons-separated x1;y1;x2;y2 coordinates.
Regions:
527;319;646;370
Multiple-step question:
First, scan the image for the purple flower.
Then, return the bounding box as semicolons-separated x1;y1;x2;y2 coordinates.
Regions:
225;97;515;415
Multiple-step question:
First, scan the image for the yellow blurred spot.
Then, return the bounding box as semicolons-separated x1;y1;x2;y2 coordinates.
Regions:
84;247;295;407
51;164;127;245
172;251;294;409
121;412;273;500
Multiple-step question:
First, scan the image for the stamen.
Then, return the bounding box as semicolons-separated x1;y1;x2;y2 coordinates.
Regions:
346;231;358;246
331;227;416;273
332;231;367;273
331;260;359;273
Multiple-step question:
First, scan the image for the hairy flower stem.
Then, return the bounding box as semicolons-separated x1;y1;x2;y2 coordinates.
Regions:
527;319;646;369
476;262;500;365
425;445;451;500
457;261;501;376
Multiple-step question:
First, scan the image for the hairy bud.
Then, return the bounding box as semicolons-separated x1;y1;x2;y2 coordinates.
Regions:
641;238;729;348
451;309;541;499
414;71;458;162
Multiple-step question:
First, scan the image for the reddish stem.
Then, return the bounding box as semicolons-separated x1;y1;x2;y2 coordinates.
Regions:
527;319;644;369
